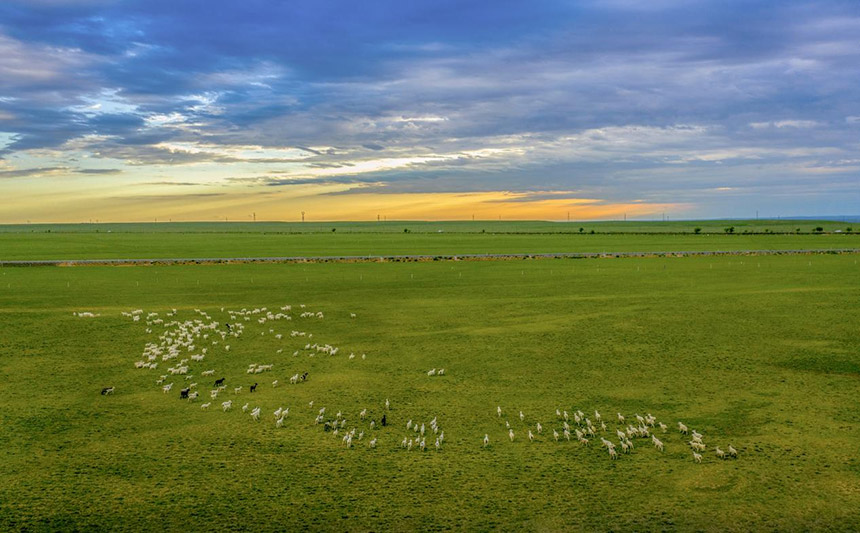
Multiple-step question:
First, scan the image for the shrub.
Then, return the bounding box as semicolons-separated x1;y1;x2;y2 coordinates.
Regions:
694;227;701;234
724;226;734;234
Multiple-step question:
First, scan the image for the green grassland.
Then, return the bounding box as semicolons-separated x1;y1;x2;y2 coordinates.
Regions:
0;228;857;261
0;219;855;234
1;253;859;530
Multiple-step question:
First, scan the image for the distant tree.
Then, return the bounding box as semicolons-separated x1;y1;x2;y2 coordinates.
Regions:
813;226;824;233
796;228;801;233
332;228;336;232
846;227;852;233
590;230;596;234
404;228;410;233
694;227;702;234
579;227;584;233
724;226;735;234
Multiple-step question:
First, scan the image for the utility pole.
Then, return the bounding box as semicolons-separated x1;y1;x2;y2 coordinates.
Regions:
567;212;570;222
253;212;256;222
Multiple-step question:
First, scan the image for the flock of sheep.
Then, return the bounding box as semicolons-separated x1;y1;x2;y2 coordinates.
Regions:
93;304;741;463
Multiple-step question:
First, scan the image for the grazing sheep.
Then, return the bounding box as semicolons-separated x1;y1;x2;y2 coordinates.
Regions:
214;378;225;387
234;386;242;394
528;430;534;442
715;446;726;459
497;406;502;417
509;429;515;442
519;411;525;421
369;438;377;449
553;430;559;441
617;413;625;423
201;402;211;409
272;380;278;387
693;452;703;463
179;387;190;399
678;422;688;434
728;445;738;458
360;409;367;420
536;422;542;434
100;386;115;395
608;447;618;460
250;383;258;393
483;434;489;447
652;436;664;452
162;383;173;393
385;399;390;410
222;400;233;411
188;391;199;401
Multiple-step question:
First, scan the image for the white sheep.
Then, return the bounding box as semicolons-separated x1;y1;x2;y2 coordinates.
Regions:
483;434;489;447
693;452;702;463
222;400;233;411
201;402;211;409
728;445;738;458
509;429;515;442
497;406;502;417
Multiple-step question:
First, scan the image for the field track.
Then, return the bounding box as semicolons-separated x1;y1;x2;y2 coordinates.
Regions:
1;247;858;266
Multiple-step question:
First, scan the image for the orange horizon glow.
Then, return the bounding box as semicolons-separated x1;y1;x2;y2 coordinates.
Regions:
0;184;688;224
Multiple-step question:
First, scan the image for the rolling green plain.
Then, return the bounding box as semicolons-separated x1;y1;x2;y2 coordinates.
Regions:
1;222;859;531
0;219;857;261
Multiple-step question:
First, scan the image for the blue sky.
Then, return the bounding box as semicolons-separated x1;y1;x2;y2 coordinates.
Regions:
0;0;858;221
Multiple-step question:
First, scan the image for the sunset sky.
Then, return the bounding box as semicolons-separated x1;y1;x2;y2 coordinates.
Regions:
0;0;858;223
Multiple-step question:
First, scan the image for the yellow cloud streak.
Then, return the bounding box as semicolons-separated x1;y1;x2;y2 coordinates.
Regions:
0;183;686;223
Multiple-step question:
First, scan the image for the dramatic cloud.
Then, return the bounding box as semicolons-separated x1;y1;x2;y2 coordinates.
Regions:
0;0;858;221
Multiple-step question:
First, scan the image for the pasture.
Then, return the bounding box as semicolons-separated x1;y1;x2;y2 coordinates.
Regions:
0;228;857;261
1;251;859;531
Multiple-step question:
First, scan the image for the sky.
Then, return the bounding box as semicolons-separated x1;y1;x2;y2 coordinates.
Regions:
0;0;858;223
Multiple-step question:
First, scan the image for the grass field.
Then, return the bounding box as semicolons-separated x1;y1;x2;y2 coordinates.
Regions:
0;230;857;261
2;251;859;530
0;219;856;234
